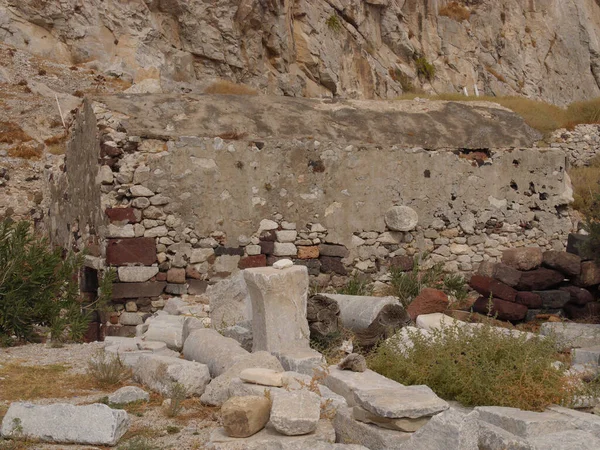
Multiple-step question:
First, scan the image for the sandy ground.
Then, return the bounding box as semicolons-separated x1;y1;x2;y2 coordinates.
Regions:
0;342;221;450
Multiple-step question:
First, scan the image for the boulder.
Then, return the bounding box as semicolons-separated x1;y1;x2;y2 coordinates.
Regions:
243;266;310;353
493;263;522;287
469;275;518;302
384;206;418;232
515;292;543;309
406;288;449;321
472;297;528;321
0;403;129;446
108;386;150;405
270;390;321;436
334;407;411;450
543;251;582;277
144;314;186;351
206;272;252;330
395;408;479;450
560;286;595;305
532;290;571;309
183;328;249;377
133;354;211;397
200;351;283;406
516;268;565;291
476;406;576;438
502;248;543;271
477;421;534;450
208;420;335;450
529;430;600;450
221;396;271;438
575;261;600;287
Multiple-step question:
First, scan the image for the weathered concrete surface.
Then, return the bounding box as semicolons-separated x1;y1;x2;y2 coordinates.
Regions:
87;95;570;248
0;402;129;446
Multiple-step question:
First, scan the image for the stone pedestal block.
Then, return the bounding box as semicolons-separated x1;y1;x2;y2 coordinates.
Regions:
243;266;310;353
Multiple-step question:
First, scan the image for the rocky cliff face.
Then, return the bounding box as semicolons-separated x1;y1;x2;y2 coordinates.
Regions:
1;0;599;105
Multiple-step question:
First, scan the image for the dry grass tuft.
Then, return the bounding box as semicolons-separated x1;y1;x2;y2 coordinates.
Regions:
7;142;43;160
217;130;248;140
204;80;258;96
570;156;600;214
438;2;471;22
0;122;33;144
0;363;97;402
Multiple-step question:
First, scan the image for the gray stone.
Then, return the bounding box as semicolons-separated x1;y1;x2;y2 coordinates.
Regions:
384;206;418;232
244;266;310;353
532;290;571;309
477;421;534;450
200;351;283;406
206;272;252;331
334;407;411;450
319;294;400;332
130;185;155;197
540;323;600;349
572;346;600;366
270;390;321;436
182;316;208;342
103;338;177;367
208;420;335;450
529;430;600;450
144;314;186;350
352;406;430;432
397;408;479;450
221;324;253;352
353;385;449;419
133;354;211;397
119;312;143;326
322;366;401;406
183;328;249;378
273;242;298;257
0;402;129;446
476;406;576;438
118;266;159;283
547;405;600;438
275;348;326;376
239;368;283;387
221;396;271;438
164;297;186;315
108;386;150;405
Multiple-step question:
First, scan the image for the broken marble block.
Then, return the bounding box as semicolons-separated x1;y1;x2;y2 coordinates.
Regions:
206;272;252;331
221;396;271;438
240;368;284;387
143;314;186;351
270;390;321;436
183;328;249;377
334;407;411;450
274;348;326;376
243;266;310;353
352;406;429;432
133;354;211;397
103;337;178;367
0;403;129;446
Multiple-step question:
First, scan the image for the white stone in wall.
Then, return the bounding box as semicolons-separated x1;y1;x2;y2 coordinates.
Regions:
384;206;418;232
130;185;155;197
276;230;298;243
273;242;297;256
97;165;114;185
107;224;135;238
190;248;215;264
118;267;159;283
144;226;168;237
258;219;278;234
214;255;241;273
246;244;261;256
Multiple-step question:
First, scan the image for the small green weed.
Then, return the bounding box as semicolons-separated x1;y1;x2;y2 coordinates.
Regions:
415;57;436;81
337;275;372;296
87;351;131;387
326;15;342;32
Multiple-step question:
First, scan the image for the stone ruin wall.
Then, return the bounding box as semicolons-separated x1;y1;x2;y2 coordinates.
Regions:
50;95;578;323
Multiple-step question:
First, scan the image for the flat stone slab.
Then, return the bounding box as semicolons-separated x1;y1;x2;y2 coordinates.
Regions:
477;421;534;450
540;322;600;349
333;407;411;450
572;346;600;366
239;368;283;387
322;366;401;406
353;385;449;419
274;348;326;376
547;406;600;438
476;406;576;438
0;402;129;446
208;419;335;450
529;430;600;450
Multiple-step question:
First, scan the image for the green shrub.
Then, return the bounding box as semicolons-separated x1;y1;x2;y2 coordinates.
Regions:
389;254;443;308
326;15;342;32
415;57;436;81
0;219;85;343
87;351;131;387
337;275;372;296
166;383;187;417
369;321;577;411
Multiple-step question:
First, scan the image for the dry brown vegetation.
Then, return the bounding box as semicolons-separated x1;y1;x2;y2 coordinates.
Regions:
204;80;258;96
438;2;471;22
0;122;32;144
570;156;600;215
396;94;600;135
7;142;43;159
0;363;97;402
